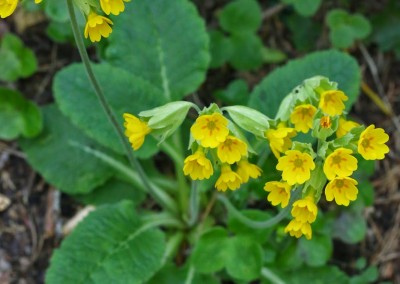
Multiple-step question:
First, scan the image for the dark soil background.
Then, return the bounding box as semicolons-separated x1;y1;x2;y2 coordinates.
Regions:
1;1;400;283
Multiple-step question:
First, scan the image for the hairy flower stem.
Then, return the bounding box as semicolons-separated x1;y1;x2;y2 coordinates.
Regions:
66;0;177;213
217;188;301;229
188;181;199;227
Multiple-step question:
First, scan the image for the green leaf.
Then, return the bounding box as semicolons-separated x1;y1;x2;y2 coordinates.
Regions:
209;29;233;68
0;88;42;140
73;178;145;206
46;201;166;284
262;47;287;64
214;79;249;105
0;33;37;82
225;236;263;281
190;227;229;273
105;0;210;101
327;9;371;49
218;0;262;34
282;0;322;17
248;50;360;117
286;14;322;52
19;105;116;194
333;210;367;244
44;0;69;22
53;63;162;158
350;266;379;284
297;234;333;267
228;33;264;70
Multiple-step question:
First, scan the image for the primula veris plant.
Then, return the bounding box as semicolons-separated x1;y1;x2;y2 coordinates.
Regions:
124;76;390;240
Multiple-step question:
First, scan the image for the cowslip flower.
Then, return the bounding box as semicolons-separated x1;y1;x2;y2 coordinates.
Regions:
325;177;358;206
358;125;389;160
236;160;262;183
215;165;242;191
123;113;151;150
35;0;42;3
284;219;312;240
320;116;332;129
0;0;18;18
319;90;348;116
276;150;315;185
291;196;318;223
183;150;213;180
323;148;358;180
290;104;317;133
84;12;113;42
217;136;247;164
337;118;359;138
265;125;297;159
191;113;229;148
100;0;129;15
263;181;291;208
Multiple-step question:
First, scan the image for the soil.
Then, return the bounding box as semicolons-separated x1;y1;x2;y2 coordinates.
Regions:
1;1;400;283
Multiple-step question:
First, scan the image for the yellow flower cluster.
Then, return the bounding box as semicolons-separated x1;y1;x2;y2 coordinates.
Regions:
264;86;390;239
186;113;261;191
0;0;41;18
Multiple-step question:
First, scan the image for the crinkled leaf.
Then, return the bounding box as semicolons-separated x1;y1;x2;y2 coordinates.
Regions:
19;105;116;194
46;201;166;284
282;0;322;17
297;234;333;267
209;29;233;68
105;0;209;101
248;50;360;117
53;63;162;158
333;210;367;244
228;33;264;70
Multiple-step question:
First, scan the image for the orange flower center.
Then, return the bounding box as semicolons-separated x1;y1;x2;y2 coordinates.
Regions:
320;116;331;128
293;158;304;168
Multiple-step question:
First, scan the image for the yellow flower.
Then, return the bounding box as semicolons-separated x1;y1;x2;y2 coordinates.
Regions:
284;219;312;240
35;0;42;3
320;116;332;129
215;165;242;191
123;113;151;150
183;150;213;180
325;177;358;206
319;90;348;116
236;160;262;183
84;12;113;42
290;104;317;133
358;125;389;160
100;0;129;15
265;125;297;159
291;196;318;223
191;113;229;148
217;136;247;164
276;150;315;185
336;118;359;138
323;148;358;180
263;181;291;208
0;0;18;18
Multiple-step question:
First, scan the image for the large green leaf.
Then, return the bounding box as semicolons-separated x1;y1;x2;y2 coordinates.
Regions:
248;50;361;117
19;105;116;194
46;201;166;284
0;88;42;140
105;0;210;101
53;63;162;158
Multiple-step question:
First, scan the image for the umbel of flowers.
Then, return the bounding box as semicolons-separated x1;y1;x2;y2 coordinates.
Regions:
123;76;390;240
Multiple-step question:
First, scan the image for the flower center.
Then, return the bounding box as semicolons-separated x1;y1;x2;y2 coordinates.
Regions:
294;158;304;168
320;116;331;128
335;179;344;188
332;155;342;165
207;120;216;131
361;137;372;149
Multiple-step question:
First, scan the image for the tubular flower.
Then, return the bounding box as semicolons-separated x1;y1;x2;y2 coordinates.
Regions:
191;113;229;148
215;165;242;191
291;196;318;223
325;177;358;206
265;125;297;159
284;219;312;240
276;150;315;185
264;181;291;208
100;0;129;15
183;150;213;180
84;12;113;42
319;90;348;116
323;148;358;180
320;116;332;129
358;125;389;160
337;118;359;138
290;104;317;133
123;113;151;150
0;0;18;18
217;136;247;164
236;160;262;183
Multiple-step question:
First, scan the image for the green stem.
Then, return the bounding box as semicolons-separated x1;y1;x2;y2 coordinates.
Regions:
66;0;177;213
184;266;195;284
217;189;301;229
261;267;286;284
188;181;199;227
161;232;184;265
